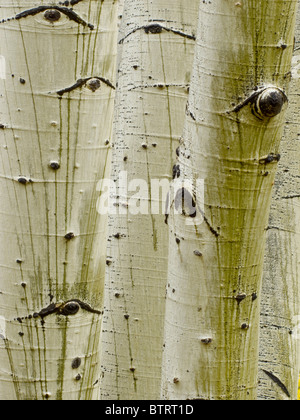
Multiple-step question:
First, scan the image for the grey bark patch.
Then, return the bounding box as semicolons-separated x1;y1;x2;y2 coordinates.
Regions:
56;77;115;96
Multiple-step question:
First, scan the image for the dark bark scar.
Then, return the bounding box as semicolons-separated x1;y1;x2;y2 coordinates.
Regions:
262;370;291;398
14;299;102;324
259;154;281;164
0;5;94;30
56;76;115;96
119;24;196;44
58;1;85;5
228;87;287;119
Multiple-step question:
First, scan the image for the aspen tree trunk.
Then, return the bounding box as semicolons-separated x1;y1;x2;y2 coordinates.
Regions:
161;0;298;400
100;0;199;400
258;5;300;400
0;0;118;400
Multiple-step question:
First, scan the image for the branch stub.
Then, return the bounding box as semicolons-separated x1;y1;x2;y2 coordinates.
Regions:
254;87;287;118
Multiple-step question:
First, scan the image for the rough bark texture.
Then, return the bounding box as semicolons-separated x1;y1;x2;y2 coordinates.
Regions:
0;0;118;400
100;0;199;400
258;5;300;400
161;0;298;400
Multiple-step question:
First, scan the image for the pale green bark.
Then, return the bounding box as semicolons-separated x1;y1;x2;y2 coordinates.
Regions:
100;0;199;400
161;0;298;400
0;0;118;400
258;4;300;400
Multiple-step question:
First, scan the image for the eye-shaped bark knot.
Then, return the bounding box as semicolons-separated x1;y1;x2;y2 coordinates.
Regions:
254;87;287;118
44;9;61;22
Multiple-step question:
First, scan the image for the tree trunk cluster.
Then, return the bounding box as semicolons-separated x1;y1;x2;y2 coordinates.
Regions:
0;0;299;401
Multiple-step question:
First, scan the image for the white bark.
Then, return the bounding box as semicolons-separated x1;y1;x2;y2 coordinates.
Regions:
161;0;298;400
258;5;300;400
0;0;118;400
100;0;199;400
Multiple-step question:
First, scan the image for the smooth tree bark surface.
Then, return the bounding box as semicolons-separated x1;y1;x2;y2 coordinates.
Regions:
100;0;200;400
161;0;298;400
0;0;118;400
258;6;300;400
